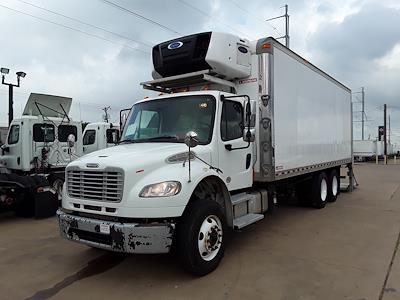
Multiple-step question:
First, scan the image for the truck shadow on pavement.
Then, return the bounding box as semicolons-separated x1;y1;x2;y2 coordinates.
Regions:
24;203;316;300
25;251;127;300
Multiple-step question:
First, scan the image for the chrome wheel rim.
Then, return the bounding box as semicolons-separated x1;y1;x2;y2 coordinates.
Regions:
320;178;328;201
332;175;338;196
53;179;63;201
198;215;223;261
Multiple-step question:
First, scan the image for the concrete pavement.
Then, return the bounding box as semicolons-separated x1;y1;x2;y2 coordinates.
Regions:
0;163;399;300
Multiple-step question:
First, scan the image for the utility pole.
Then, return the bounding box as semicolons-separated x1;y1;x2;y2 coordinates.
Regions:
266;4;290;48
388;114;391;144
361;87;365;140
1;68;27;126
285;4;289;48
384;104;387;164
102;106;111;123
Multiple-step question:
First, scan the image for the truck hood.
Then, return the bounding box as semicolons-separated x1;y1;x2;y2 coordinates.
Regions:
69;143;211;171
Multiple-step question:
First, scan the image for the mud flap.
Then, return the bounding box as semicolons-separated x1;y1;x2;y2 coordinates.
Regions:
34;190;58;219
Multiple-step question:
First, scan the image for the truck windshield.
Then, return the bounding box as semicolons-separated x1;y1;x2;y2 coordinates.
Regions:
121;95;215;144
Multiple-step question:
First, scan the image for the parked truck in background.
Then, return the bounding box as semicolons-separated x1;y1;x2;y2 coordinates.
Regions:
0;93;120;217
0;93;83;217
353;140;377;161
82;122;120;155
57;32;353;275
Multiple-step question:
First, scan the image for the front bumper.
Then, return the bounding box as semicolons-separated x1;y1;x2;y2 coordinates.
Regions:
57;210;175;254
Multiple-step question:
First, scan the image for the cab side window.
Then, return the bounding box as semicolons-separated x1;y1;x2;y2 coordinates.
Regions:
8;125;20;144
83;130;96;145
220;100;244;141
33;124;55;142
106;129;120;143
58;125;77;142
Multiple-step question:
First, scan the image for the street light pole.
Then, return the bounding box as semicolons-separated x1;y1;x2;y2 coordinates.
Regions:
8;84;13;126
384;104;387;164
361;87;364;140
1;68;27;126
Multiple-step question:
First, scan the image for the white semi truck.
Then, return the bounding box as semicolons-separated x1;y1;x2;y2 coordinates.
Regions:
0;93;83;217
58;32;353;275
0;93;119;217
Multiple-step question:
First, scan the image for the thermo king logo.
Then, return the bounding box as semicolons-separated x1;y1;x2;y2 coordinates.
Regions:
167;41;183;50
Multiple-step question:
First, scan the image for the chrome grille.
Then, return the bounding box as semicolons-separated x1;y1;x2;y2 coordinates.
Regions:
67;170;123;202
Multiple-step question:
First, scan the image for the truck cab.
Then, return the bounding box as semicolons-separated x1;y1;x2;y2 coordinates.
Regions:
0;93;83;173
82;122;120;155
0;93;83;215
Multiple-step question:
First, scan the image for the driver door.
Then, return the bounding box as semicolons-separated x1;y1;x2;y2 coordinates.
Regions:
218;97;253;191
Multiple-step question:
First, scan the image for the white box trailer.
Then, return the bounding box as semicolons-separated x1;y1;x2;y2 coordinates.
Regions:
250;40;352;181
353;140;376;161
58;32;353;275
376;140;385;156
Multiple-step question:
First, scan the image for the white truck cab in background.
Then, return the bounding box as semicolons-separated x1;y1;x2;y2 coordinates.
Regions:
58;32;353;275
0;93;121;217
82;122;120;155
0;93;83;216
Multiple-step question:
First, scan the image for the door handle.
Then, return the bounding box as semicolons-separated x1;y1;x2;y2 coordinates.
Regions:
225;144;232;151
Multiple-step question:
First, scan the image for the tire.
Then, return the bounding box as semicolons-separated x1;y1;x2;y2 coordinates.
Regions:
177;200;226;276
267;190;277;213
51;178;64;203
48;174;64;204
311;172;328;209
14;191;35;217
328;169;339;202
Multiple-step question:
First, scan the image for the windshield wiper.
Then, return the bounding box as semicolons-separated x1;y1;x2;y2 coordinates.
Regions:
117;139;136;144
143;135;179;142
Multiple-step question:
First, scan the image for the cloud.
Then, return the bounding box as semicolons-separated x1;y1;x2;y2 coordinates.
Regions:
0;0;399;144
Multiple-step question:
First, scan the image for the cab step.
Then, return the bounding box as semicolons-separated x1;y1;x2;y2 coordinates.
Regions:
233;213;264;229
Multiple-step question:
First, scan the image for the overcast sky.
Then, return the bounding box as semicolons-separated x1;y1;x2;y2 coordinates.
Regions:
0;0;399;143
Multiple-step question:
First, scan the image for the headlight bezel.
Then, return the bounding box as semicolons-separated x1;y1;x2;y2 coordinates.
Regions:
139;181;182;198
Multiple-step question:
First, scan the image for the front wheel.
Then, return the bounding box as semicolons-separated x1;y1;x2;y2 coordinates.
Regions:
51;178;64;203
177;200;226;276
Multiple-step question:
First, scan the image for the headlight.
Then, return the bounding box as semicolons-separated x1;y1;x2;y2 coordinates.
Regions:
139;181;182;198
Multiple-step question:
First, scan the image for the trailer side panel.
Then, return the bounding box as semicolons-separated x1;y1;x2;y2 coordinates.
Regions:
272;46;352;179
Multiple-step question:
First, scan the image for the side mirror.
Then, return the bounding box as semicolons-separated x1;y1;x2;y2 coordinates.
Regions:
245;100;256;126
246;101;251;118
67;134;76;148
184;131;199;148
243;100;256;142
243;128;256;142
1;144;10;155
112;131;118;144
121;114;127;130
120;108;131;132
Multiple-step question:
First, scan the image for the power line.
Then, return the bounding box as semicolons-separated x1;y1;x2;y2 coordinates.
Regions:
14;0;153;48
227;0;278;32
98;0;181;35
0;3;150;54
176;0;255;40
